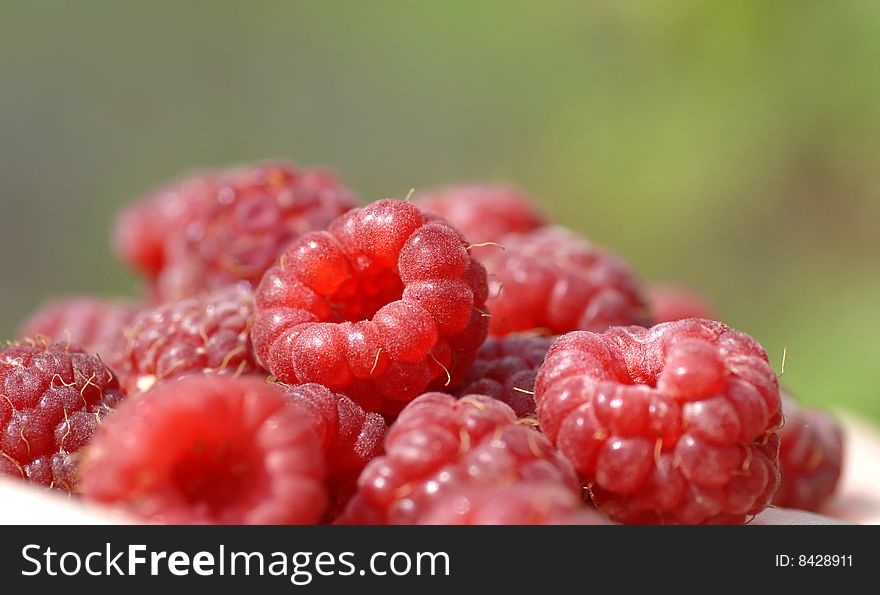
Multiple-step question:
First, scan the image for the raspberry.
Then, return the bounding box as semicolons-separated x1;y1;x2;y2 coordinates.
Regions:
18;297;140;372
80;375;326;524
284;383;387;516
774;392;843;511
0;341;124;492
417;483;607;525
120;284;260;395
534;319;782;524
163;162;357;299
113;170;218;279
252;199;490;416
414;184;546;258
337;393;580;524
649;284;716;323
483;227;650;337
455;334;555;418
114;161;357;300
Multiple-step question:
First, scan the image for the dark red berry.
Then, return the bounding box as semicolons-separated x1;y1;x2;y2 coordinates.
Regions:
414;184;546;259
120;284;260;395
80;375;326;524
0;341;125;492
774;391;843;511
19;297;140;373
252;200;490;416
417;482;607;525
535;319;782;524
456;334;555;418
483;227;650;337
649;284;716;323
284;383;386;517
337;393;580;524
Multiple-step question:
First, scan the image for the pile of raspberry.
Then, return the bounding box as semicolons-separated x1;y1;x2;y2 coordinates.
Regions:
1;162;846;525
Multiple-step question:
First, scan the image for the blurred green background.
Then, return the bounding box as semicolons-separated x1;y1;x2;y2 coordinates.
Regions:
1;1;878;418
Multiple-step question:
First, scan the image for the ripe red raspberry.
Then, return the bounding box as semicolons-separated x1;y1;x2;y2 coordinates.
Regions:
414;184;546;259
456;334;555;418
114;161;357;300
337;393;580;525
120;284;260;395
252;199;490;416
483;227;650;337
284;383;387;516
113;170;218;279
80;375;326;524
417;483;607;525
535;319;782;524
774;392;843;511
0;341;124;492
649;284;716;323
18;297;140;372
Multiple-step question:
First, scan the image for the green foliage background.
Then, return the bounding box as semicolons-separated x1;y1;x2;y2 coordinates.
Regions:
1;1;877;418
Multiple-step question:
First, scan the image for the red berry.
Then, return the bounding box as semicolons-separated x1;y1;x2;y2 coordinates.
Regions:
483;227;650;337
774;392;843;511
120;284;260;395
534;319;782;524
114;161;358;301
0;341;124;492
284;383;387;516
417;482;607;525
414;184;546;258
649;284;716;323
113;170;218;279
456;334;555;418
80;375;326;524
337;393;580;524
252;200;490;416
18;297;140;373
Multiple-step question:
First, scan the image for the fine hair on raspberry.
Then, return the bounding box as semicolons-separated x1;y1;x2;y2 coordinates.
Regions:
119;284;260;395
535;319;782;524
0;340;125;492
413;184;546;259
19;297;140;375
455;334;555;418
337;392;581;524
252;199;490;416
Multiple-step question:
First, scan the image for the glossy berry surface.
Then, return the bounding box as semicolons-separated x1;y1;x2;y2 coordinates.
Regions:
483;227;650;337
338;393;580;524
774;392;843;511
0;342;124;492
455;334;555;418
80;375;326;524
535;319;782;524
417;482;607;525
120;284;259;395
252;199;490;416
285;383;387;516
